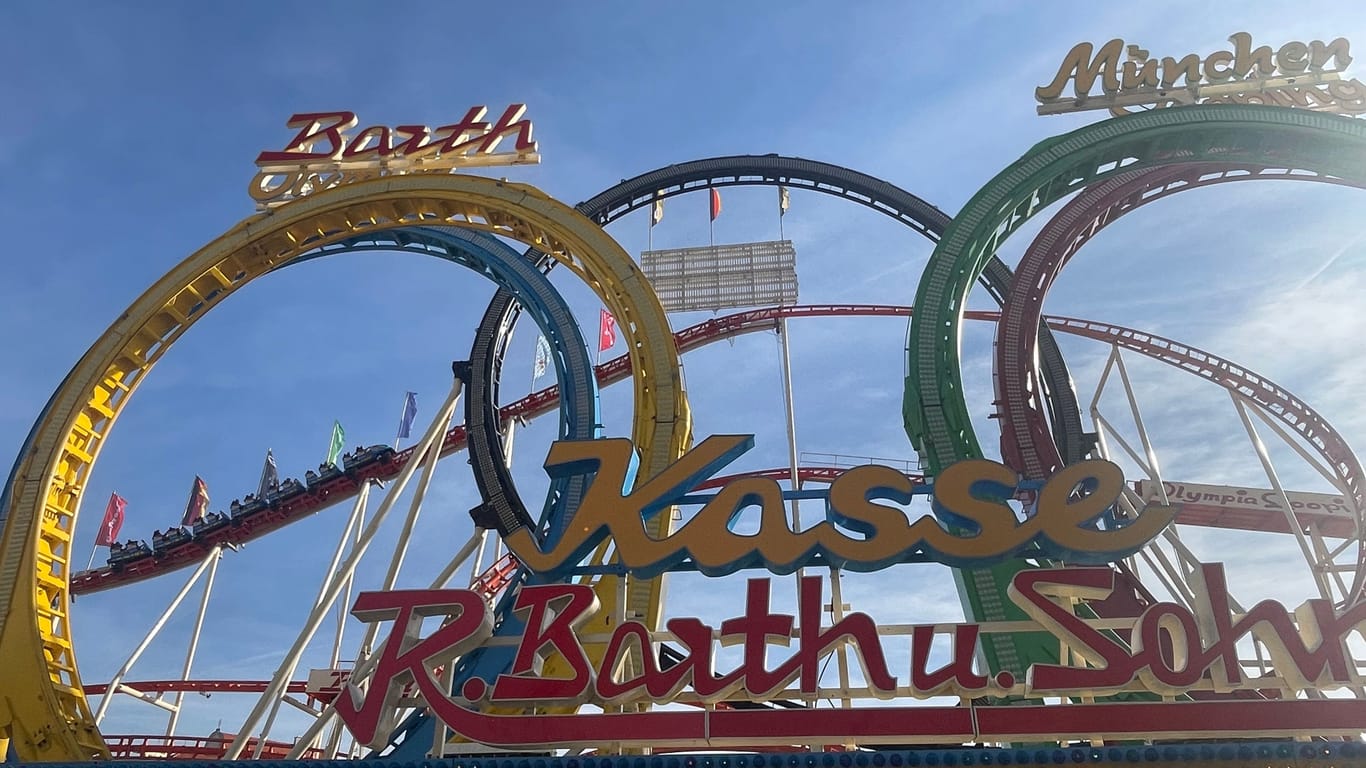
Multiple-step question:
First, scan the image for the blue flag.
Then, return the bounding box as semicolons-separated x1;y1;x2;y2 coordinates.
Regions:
397;391;418;440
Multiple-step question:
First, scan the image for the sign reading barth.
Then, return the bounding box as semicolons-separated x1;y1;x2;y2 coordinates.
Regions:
249;106;540;210
1036;33;1364;116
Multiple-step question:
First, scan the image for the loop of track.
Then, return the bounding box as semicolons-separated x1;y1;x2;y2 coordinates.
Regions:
0;174;686;762
388;155;1095;759
44;296;1358;756
905;104;1366;683
997;163;1366;482
297;225;601;535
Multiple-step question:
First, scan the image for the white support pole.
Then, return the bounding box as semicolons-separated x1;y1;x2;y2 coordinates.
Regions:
330;483;372;668
1247;404;1354;496
356;429;446;658
1088;346;1120;414
469;529;492;588
283;695;320;716
316;488;372;761
164;546;223;737
94;545;223;724
251;481;374;758
502;417;518;469
828;569;852;711
1112;350;1166;489
1230;394;1335;602
228;376;463;760
1092;413;1157;477
1307;523;1352;601
286;529;485;760
320;483;370;613
777;317;803;584
1144;538;1197;609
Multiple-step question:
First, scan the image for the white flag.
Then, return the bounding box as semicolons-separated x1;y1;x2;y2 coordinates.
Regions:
533;335;551;380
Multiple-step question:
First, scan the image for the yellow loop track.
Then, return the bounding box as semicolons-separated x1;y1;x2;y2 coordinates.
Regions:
0;175;690;762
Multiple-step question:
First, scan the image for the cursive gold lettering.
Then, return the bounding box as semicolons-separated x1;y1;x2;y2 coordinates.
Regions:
1036;40;1124;101
1230;32;1276;78
503;437;1165;578
1278;41;1310;74
1039;33;1357;113
1204;50;1235;81
1159;54;1202;88
1311;37;1353;71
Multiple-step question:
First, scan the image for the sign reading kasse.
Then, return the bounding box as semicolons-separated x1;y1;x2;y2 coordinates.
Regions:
331;438;1366;748
500;434;1175;578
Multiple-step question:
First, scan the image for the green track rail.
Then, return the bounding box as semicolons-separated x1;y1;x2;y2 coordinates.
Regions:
904;104;1366;680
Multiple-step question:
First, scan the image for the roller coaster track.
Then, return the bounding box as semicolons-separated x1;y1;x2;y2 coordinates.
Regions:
297;226;602;536
1042;314;1361;540
0;175;688;762
394;155;1089;758
72;303;1362;595
71;304;942;595
996;163;1366;482
905;104;1366;683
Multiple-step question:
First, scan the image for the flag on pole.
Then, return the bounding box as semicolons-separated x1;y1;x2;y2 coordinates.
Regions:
598;309;618;353
95;492;127;546
396;392;418;441
326;420;346;467
779;186;790;216
257;449;279;498
181;476;209;527
710;188;722;221
651;196;664;226
533;335;552;380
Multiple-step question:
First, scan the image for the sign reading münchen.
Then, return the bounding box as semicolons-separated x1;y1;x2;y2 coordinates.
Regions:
1036;32;1364;116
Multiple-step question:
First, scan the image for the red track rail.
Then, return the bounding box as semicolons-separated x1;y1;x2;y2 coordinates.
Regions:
997;164;1364;483
692;466;924;490
1045;314;1360;540
72;303;1362;595
83;679;303;696
104;733;320;761
71;306;937;595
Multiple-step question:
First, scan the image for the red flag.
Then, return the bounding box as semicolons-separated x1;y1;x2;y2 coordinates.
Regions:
598;309;618;353
95;492;127;546
710;188;722;221
181;475;209;527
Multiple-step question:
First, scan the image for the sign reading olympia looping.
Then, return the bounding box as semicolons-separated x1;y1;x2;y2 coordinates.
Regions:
502;435;1173;578
249;105;540;209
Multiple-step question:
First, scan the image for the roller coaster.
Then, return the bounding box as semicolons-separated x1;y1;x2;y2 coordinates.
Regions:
3;105;1366;766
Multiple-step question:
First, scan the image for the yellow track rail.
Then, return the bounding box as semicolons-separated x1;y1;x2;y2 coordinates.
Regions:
0;175;690;761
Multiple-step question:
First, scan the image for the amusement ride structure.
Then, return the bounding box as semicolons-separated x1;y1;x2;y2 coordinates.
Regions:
4;54;1366;767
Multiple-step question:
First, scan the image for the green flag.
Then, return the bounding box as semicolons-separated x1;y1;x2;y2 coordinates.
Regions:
326;421;345;466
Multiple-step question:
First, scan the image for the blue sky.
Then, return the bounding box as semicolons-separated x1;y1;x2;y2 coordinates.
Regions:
6;0;1366;747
